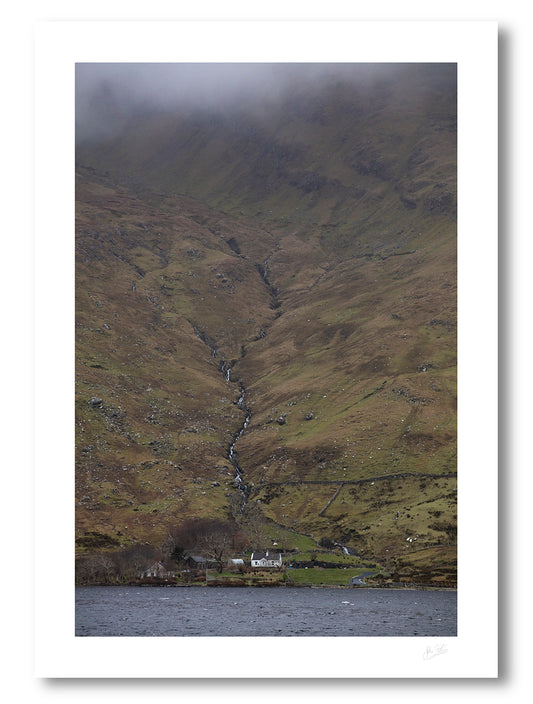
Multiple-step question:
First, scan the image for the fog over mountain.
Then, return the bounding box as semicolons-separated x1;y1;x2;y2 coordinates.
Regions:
75;62;455;142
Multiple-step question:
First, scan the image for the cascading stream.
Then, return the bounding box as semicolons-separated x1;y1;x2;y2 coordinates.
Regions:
193;331;251;506
193;249;279;510
226;374;251;505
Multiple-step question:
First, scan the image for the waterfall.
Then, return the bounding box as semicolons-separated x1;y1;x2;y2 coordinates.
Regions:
222;363;250;505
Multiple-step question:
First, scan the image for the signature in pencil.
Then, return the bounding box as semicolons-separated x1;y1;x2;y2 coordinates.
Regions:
423;644;448;660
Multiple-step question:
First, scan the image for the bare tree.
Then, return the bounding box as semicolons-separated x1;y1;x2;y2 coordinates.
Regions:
114;543;159;579
239;500;270;551
76;552;118;584
164;517;247;573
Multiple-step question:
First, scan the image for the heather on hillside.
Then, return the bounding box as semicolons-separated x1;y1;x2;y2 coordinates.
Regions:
75;63;456;585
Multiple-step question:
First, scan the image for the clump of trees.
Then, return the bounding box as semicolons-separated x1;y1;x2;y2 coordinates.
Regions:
76;516;253;584
163;517;248;573
75;542;160;584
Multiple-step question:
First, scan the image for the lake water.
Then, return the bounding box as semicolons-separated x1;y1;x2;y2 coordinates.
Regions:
75;586;456;637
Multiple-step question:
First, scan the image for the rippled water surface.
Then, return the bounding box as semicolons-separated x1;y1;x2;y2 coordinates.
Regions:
76;586;456;637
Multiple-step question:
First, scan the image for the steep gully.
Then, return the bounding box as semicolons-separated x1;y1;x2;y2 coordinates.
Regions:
192;251;440;559
193;252;280;510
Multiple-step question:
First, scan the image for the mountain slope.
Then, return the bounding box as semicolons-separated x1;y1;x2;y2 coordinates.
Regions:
75;64;456;582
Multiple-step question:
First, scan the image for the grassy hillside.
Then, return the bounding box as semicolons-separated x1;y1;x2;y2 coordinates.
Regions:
75;64;456;582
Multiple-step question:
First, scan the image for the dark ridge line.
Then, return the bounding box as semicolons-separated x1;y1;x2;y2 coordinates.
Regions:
190;322;219;358
250;472;457;491
307;264;337;292
318;483;344;517
255;251;282;311
375;249;417;261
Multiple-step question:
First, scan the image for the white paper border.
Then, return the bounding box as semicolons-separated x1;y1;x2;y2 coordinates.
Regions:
33;20;498;678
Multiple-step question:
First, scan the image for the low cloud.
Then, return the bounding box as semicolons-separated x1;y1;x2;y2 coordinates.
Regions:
76;63;455;142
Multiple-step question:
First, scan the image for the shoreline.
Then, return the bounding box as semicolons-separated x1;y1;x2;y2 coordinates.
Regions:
75;581;457;591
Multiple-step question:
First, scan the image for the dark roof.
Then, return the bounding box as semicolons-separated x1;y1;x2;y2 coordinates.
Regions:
252;551;282;560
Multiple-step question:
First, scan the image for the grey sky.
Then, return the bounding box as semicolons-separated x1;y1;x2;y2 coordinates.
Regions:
75;63;455;141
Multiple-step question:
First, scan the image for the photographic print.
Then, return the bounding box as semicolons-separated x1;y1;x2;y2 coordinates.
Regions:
74;61;457;636
33;20;498;678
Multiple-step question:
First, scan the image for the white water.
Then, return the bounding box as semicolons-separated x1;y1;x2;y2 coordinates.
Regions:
224;372;251;497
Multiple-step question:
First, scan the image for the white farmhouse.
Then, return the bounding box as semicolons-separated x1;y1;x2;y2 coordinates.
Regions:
251;551;282;568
